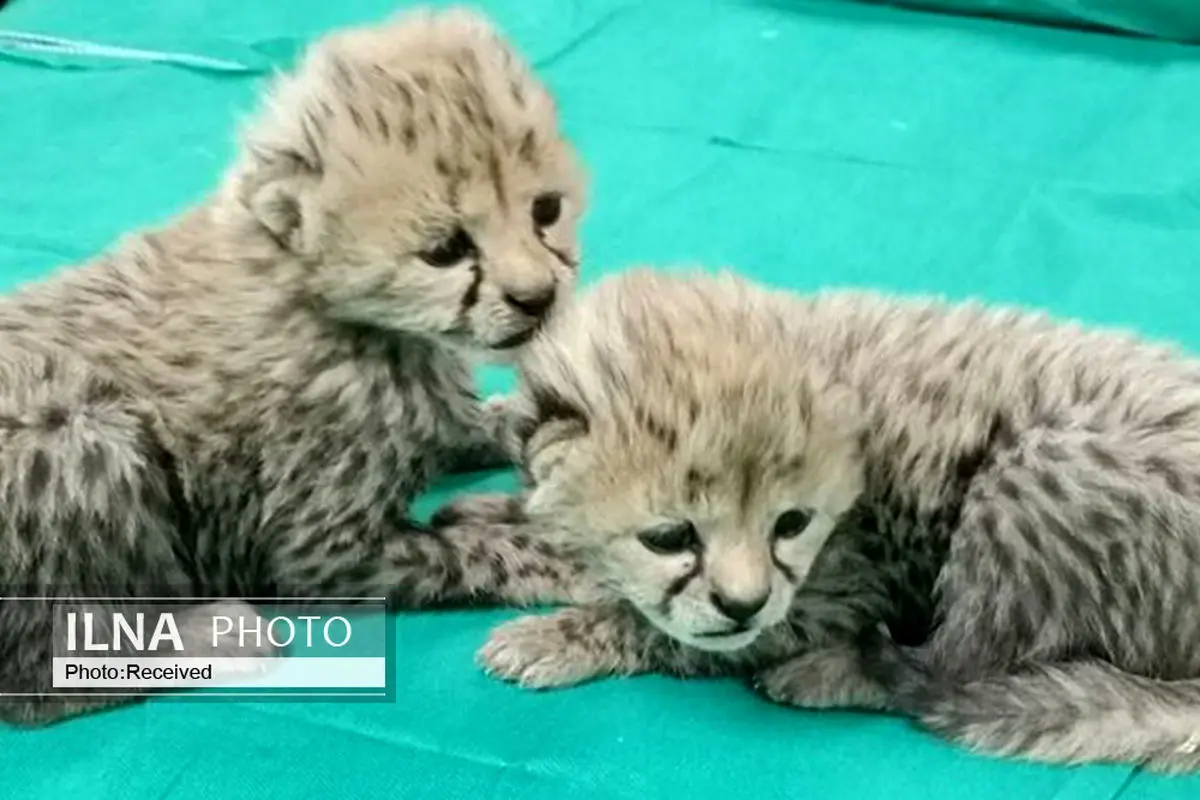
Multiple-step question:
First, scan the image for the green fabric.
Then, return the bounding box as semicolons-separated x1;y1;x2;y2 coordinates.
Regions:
856;0;1200;41
3;0;1200;797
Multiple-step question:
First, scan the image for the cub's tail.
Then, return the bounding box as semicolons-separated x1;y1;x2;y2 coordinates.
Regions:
862;636;1200;772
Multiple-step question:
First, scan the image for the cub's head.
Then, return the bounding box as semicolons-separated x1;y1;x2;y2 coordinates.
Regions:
505;269;866;652
228;7;585;356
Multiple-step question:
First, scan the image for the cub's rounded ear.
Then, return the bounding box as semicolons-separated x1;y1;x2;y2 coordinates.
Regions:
233;65;329;255
242;147;322;254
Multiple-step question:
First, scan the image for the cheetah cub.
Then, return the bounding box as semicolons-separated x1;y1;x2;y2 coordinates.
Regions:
443;268;1200;772
0;7;590;724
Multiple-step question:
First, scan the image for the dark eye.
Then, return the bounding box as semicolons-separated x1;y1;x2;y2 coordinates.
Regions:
531;193;562;228
419;228;476;268
772;509;813;540
637;522;699;555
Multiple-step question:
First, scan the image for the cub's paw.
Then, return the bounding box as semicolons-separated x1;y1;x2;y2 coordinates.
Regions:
430;492;526;528
478;610;612;689
751;647;890;710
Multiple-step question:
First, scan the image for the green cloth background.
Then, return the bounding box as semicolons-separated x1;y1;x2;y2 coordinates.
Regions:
3;0;1200;797
853;0;1200;41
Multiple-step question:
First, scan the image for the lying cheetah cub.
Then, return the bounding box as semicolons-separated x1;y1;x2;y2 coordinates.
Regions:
443;268;1200;771
0;8;589;724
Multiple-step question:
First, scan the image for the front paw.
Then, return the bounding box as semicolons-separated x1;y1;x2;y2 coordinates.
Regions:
751;647;891;710
431;492;526;528
478;610;611;689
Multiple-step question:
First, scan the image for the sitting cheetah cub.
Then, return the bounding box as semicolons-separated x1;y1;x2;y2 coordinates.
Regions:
444;268;1200;771
0;8;590;724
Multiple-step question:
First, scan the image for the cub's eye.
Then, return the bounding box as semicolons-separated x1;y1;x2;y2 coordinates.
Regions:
772;508;813;540
637;521;699;555
419;228;476;268
531;193;562;228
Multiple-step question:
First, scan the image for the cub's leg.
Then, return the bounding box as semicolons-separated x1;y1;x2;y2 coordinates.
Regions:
0;356;199;724
440;394;519;474
860;425;1200;769
752;641;892;710
270;517;599;609
478;603;741;688
3;600;271;726
430;492;528;527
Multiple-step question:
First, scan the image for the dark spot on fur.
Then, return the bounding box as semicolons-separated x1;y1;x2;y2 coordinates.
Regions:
510;81;526;107
1117;490;1148;523
373;108;390;140
517;129;538;166
330;57;355;90
976;507;999;539
26;449;51;498
458;98;475;124
486;150;507;209
556;615;583;645
339;450;369;487
461;263;482;313
990;535;1016;575
479;108;496;133
661;559;700;612
489;555;510;587
996;476;1022;501
920;380;951;411
1145;456;1186;494
1083;441;1120;470
1036;469;1066;500
1026;563;1057;611
685;468;709;503
168;351;200;369
40;405;69;431
1084;507;1121;537
1036;437;1068;462
1053;514;1105;575
737;457;760;514
403;124;417;151
531;385;589;433
1013;514;1041;554
638;407;678;451
464;541;488;568
395;82;413;109
1154;405;1200;431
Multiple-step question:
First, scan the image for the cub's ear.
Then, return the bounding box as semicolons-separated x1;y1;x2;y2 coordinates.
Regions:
233;62;331;255
507;384;591;490
243;148;321;253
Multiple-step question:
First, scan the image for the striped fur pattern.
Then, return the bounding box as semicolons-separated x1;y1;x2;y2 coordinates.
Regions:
445;268;1200;771
0;8;592;725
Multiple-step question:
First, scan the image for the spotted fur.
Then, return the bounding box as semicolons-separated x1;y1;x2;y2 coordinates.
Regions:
0;7;594;725
445;267;1200;772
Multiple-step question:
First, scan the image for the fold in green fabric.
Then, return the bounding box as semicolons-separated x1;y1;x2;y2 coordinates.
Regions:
850;0;1200;40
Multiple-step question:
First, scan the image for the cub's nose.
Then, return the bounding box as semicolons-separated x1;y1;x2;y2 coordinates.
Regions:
710;590;769;624
504;288;556;319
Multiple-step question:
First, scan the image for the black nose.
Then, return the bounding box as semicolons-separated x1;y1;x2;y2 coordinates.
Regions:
504;288;556;319
710;590;769;623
